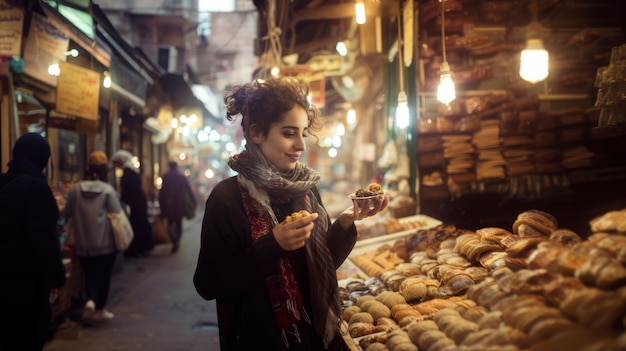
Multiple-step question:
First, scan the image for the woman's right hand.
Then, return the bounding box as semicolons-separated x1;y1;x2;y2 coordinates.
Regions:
273;213;319;251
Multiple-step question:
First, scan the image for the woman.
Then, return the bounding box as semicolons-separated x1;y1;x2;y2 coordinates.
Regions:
61;151;122;323
193;78;388;351
111;149;154;257
0;133;66;351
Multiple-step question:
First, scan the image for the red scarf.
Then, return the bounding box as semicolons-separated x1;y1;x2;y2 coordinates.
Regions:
238;181;308;339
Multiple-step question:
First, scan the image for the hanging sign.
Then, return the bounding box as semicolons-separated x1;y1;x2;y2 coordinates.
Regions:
23;12;69;87
0;0;23;56
56;61;100;120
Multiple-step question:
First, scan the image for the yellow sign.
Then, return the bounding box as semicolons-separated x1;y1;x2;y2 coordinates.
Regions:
56;61;100;120
0;0;24;56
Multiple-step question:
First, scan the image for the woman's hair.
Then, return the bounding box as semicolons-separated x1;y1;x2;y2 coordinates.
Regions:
224;78;322;141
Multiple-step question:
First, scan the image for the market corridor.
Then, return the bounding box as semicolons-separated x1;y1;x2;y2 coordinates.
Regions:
44;214;221;351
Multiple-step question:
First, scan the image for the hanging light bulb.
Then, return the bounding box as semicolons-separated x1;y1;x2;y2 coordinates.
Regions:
355;1;366;25
336;41;348;56
396;91;410;129
437;62;456;104
519;0;549;83
520;38;549;83
436;0;455;105
103;71;112;88
48;61;60;76
395;1;410;129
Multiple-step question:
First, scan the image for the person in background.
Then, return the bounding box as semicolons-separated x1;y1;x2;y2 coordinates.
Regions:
111;150;154;258
0;133;67;351
158;160;196;253
61;151;122;323
193;78;388;351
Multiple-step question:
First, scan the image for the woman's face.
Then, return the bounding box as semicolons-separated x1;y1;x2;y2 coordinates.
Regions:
251;105;309;172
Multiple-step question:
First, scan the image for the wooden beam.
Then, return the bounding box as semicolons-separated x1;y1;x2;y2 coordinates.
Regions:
293;3;382;23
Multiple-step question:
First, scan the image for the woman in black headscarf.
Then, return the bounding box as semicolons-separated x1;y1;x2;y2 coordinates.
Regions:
0;133;66;351
111;149;154;257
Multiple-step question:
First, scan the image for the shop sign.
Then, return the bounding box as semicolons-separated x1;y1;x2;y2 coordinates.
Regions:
23;12;69;87
56;61;100;120
0;0;24;56
306;54;344;75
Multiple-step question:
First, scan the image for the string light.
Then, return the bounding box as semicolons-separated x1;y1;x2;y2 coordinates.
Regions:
436;0;456;105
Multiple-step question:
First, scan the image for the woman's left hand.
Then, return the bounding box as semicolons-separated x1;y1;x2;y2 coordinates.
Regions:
337;194;389;229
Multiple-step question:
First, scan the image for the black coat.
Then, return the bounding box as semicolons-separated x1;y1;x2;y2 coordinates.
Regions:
0;164;66;350
119;167;154;253
193;176;356;351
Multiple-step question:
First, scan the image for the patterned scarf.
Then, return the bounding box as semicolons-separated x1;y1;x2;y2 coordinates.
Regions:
229;142;341;348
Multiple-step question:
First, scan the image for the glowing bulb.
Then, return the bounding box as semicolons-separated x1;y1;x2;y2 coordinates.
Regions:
103;72;111;88
355;1;366;25
336;123;345;136
520;39;549;83
437;62;456;105
336;41;348;56
347;108;356;125
48;63;60;76
270;66;281;77
328;148;338;158
396;91;410;129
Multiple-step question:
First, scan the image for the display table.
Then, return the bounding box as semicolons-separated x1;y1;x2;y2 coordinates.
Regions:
338;209;626;351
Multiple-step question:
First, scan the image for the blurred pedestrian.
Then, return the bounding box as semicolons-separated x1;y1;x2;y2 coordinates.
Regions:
158;160;196;253
61;151;123;323
111;150;154;258
0;133;66;351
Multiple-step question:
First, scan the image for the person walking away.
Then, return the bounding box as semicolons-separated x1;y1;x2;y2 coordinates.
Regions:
0;133;66;351
158;160;196;253
111;150;154;258
61;151;123;323
193;78;388;351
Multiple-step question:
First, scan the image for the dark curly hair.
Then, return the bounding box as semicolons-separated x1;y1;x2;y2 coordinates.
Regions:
224;78;322;141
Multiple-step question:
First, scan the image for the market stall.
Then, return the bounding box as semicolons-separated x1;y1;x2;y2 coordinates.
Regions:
337;207;626;351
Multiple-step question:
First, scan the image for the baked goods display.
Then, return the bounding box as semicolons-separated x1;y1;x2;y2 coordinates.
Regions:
339;209;626;351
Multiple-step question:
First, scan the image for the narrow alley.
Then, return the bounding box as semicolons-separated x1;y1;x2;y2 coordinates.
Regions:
44;213;220;351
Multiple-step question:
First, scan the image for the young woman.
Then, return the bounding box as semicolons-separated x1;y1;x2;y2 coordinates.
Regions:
193;78;388;351
62;151;122;323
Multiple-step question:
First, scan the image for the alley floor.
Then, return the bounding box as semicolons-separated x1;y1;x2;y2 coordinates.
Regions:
44;213;220;351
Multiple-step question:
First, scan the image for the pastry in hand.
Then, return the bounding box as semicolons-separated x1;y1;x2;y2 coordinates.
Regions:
353;183;385;198
283;210;311;224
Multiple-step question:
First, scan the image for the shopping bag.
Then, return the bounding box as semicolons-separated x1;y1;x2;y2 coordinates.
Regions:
152;215;171;244
108;211;134;251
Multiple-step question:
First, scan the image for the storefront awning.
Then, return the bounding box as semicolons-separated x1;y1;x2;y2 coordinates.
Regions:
191;84;220;120
159;73;204;111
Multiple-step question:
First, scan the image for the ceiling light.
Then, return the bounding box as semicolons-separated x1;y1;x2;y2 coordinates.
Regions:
355;1;366;25
519;0;549;83
436;0;456;106
336;41;348;56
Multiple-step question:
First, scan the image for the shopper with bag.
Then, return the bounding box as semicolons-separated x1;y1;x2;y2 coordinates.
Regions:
158;160;196;253
0;133;66;351
61;151;125;323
